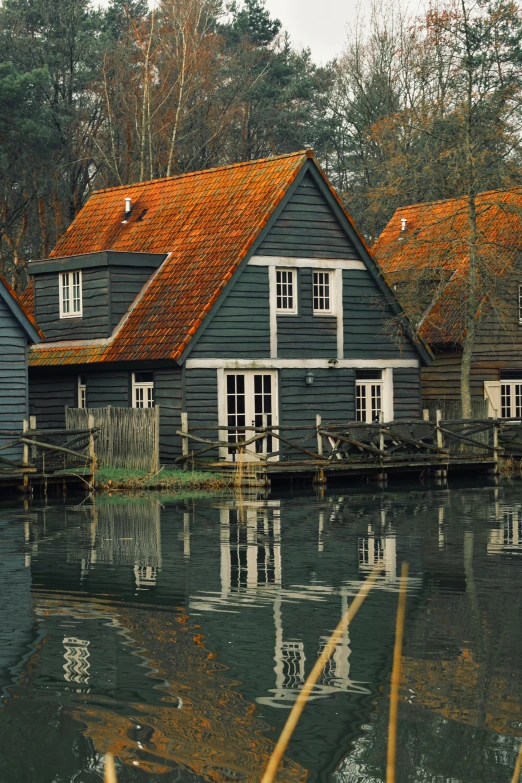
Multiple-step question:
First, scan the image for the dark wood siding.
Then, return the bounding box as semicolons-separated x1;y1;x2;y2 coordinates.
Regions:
184;368;219;459
258;172;359;259
155;367;183;464
29;372;76;429
279;368;354;429
0;296;29;459
86;372;129;408
34;269;109;340
343;269;417;359
109;269;154;332
191;266;270;358
278;269;337;358
393;367;422;419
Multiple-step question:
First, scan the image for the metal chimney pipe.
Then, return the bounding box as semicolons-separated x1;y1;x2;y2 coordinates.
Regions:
125;197;132;215
401;218;407;232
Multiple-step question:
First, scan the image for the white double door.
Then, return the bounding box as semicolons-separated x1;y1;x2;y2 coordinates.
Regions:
220;370;278;461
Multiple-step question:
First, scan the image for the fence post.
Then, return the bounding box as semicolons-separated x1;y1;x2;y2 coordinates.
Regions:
436;409;443;450
422;409;429;421
106;406;112;468
153;405;160;473
88;413;95;475
493;420;499;474
379;411;385;452
181;411;189;471
316;414;323;457
262;413;268;456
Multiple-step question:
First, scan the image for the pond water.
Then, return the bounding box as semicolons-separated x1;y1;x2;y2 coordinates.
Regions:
0;483;521;782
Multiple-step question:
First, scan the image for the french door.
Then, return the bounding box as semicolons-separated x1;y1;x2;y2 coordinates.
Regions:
221;370;278;461
356;380;383;423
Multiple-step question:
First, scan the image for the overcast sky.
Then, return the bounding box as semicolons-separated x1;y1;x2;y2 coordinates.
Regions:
263;0;356;64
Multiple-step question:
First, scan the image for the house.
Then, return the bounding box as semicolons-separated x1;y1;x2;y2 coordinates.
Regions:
22;150;430;465
374;189;522;418
0;276;42;461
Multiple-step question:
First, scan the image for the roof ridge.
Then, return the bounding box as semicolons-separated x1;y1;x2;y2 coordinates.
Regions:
395;185;522;214
93;150;312;195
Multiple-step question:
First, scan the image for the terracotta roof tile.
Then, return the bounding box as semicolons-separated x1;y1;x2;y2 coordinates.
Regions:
30;151;310;366
373;188;522;345
2;275;44;339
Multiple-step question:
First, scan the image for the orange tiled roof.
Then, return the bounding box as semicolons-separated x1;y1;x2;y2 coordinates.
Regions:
29;151;315;366
373;189;522;345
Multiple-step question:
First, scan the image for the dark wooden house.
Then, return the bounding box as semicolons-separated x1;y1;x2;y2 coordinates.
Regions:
375;189;522;418
0;276;42;459
23;150;430;465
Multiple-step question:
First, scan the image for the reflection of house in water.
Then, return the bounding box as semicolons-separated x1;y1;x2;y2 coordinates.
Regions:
358;526;397;582
488;505;522;555
219;503;282;594
63;637;90;691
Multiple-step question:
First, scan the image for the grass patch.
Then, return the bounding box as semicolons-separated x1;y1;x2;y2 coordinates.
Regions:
93;466;230;493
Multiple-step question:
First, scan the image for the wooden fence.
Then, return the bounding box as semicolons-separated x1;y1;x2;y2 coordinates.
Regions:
66;407;159;472
176;413;500;472
422;399;489;420
0;421;95;480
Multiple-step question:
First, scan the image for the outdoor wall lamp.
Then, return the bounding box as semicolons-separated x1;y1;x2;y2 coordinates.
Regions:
305;369;315;386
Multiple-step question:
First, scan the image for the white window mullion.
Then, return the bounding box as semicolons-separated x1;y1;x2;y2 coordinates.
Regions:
59;270;82;318
132;372;154;408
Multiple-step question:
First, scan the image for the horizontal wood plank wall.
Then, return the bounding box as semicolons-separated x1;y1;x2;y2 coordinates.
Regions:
393;367;422;419
278;268;337;358
258;171;359;259
421;352;502;402
110;269;154;332
87;372;129;408
343;269;417;359
0;296;28;460
279;368;354;459
155;367;183;464
184;368;219;460
190;266;270;358
34;269;109;340
29;372;76;428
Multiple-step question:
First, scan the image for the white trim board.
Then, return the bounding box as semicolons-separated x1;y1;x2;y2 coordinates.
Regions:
186;358;419;369
249;256;366;270
268;265;278;358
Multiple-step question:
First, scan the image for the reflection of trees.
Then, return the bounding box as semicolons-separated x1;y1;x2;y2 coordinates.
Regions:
33;595;306;781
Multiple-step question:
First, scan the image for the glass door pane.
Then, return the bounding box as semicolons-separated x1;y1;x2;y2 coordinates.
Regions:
253;373;273;454
227;374;246;456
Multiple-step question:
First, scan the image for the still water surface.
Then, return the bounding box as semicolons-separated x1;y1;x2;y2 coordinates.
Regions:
0;484;521;782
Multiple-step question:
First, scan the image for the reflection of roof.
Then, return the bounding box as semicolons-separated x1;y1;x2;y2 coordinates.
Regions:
401;651;522;736
27;152;311;366
374;189;522;345
34;595;307;781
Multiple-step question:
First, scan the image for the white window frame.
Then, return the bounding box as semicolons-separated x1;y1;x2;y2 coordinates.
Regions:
500;379;522;418
312;270;334;315
59;270;82;318
355;368;394;423
217;369;279;461
518;283;522;325
132;372;155;408
78;375;87;409
275;268;297;314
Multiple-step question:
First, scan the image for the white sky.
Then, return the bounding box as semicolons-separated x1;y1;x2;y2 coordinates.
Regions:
264;0;357;63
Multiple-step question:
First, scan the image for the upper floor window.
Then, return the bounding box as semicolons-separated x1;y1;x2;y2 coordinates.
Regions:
519;283;522;324
60;271;82;318
276;269;297;313
132;371;154;408
313;271;333;314
78;375;87;409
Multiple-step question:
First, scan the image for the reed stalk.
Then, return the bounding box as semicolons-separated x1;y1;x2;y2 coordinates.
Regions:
512;741;522;783
104;753;117;783
261;564;382;783
386;563;409;783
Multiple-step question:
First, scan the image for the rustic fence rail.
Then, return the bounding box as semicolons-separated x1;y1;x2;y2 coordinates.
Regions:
175;413;501;471
66;406;159;472
0;423;96;478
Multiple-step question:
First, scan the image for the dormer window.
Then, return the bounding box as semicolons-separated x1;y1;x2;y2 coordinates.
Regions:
59;271;82;318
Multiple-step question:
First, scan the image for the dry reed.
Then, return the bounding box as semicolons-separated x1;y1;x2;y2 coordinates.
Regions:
104;753;117;783
386;563;409;783
512;741;522;783
261;564;382;783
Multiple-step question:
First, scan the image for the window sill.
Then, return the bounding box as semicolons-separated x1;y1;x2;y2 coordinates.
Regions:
59;314;83;319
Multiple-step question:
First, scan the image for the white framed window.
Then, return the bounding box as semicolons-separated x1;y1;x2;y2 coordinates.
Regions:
132;371;154;408
78;375;86;409
276;269;297;313
219;369;278;461
59;271;82;318
518;284;522;324
355;369;385;423
313;270;333;314
500;380;522;418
